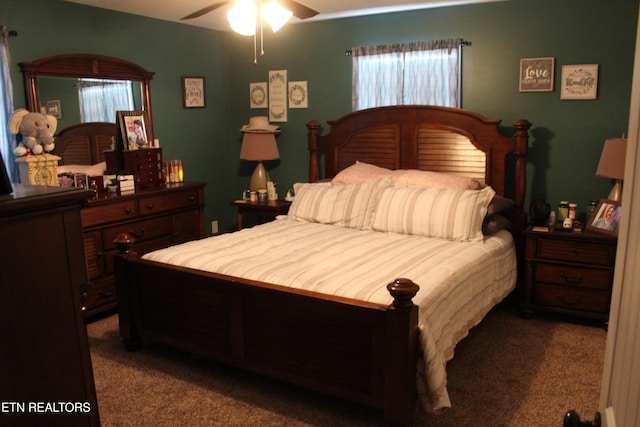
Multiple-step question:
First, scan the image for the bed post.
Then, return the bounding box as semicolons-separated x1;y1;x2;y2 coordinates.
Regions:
512;119;532;219
113;233;142;350
306;120;320;183
384;278;420;426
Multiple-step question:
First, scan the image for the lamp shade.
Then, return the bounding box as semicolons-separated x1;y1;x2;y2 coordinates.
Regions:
240;132;280;161
596;138;627;180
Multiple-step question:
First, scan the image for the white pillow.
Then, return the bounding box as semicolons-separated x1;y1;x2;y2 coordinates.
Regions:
288;178;391;229
331;161;393;184
57;161;107;177
332;161;483;190
372;185;496;242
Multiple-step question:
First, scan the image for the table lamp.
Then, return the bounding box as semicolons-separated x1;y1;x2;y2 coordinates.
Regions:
596;137;627;202
240;117;280;191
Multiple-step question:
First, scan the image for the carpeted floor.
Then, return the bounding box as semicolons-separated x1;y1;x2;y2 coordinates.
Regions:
86;302;606;426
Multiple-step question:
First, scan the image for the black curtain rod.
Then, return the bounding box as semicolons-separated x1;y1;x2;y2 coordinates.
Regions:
345;40;471;55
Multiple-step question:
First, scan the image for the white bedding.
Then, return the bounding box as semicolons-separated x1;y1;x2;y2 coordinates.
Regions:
143;216;516;413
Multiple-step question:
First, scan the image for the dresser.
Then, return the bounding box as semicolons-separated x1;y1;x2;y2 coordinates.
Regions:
81;182;206;316
0;185;100;426
522;227;617;322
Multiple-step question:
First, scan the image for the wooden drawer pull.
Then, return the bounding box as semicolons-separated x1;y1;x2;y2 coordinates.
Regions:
99;287;115;298
560;271;583;284
124;208;132;215
130;228;146;238
559;294;581;306
188;196;196;202
146;203;154;210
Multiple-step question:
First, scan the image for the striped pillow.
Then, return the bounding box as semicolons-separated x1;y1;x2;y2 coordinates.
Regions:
288;179;391;229
372;185;496;241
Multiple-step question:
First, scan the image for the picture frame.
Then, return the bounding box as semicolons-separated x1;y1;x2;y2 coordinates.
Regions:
586;199;621;236
182;77;206;108
519;57;555;92
116;110;149;151
73;173;88;189
561;64;599;100
46;100;62;119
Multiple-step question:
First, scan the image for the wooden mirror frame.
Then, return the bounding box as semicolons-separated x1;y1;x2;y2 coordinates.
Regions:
19;53;155;141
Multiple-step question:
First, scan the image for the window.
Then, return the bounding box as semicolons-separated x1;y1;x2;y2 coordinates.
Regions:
351;39;467;111
78;78;134;123
0;26;16;181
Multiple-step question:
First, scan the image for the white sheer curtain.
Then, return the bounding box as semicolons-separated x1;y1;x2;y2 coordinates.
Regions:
352;39;465;111
0;26;16;181
78;79;134;123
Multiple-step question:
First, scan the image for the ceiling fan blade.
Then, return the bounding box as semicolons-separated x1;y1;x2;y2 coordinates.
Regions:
181;1;231;20
278;0;319;20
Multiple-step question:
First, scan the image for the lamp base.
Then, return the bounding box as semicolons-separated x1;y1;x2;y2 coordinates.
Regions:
249;161;270;191
608;180;623;202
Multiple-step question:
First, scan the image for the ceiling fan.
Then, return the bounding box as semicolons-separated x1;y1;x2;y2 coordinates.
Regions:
181;0;319;21
182;0;319;64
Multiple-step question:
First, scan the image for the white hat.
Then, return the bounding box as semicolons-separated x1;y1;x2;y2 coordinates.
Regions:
240;116;280;133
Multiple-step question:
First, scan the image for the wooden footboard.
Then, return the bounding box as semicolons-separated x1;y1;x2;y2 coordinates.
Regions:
114;237;420;426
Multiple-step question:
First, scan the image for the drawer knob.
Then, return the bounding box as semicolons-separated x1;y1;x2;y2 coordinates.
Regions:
124;208;132;215
131;228;146;238
188;196;196;202
146;203;154;210
560;271;584;284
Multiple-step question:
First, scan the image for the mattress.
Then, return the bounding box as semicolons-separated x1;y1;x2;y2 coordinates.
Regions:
143;217;517;412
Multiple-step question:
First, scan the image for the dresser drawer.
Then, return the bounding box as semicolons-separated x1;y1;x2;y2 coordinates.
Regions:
534;262;612;291
138;189;201;216
81;200;138;227
101;216;171;250
536;237;614;266
533;284;610;315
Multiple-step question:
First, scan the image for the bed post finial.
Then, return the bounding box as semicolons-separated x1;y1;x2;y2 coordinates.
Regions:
387;278;420;308
306;120;320;183
114;232;136;254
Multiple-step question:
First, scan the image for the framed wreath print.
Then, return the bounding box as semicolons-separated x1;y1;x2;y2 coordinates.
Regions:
182;77;206;108
288;81;308;108
116;110;149;151
586;199;621;236
561;64;599;100
519;57;554;92
250;82;267;108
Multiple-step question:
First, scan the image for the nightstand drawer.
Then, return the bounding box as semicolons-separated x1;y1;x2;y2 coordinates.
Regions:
81;200;138;227
534;262;612;291
537;238;614;265
533;284;610;315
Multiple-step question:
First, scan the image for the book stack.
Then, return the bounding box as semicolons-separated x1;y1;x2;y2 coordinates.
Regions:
118;173;135;195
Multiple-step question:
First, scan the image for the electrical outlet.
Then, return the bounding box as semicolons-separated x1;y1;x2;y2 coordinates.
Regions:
211;220;218;234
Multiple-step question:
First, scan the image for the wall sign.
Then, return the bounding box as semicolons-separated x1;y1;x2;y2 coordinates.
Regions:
519;57;555;92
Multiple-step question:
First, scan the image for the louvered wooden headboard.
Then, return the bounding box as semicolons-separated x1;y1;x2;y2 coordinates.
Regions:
54;122;116;165
306;105;531;212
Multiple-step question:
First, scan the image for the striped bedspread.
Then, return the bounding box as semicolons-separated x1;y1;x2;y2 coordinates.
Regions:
142;217;517;413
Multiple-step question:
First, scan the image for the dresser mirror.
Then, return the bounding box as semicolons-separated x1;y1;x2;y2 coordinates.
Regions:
19;53;155;141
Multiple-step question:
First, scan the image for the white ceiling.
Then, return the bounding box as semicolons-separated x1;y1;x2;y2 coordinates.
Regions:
64;0;503;32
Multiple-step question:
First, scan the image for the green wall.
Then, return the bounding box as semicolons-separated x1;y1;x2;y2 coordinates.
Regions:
2;0;638;232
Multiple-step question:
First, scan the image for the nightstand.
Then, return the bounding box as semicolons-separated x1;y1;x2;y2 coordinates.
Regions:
232;199;291;230
522;226;617;322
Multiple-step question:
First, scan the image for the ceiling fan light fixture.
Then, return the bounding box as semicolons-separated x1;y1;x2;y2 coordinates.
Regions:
263;2;293;32
227;0;256;36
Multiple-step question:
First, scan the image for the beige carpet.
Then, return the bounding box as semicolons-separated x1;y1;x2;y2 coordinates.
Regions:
87;302;606;426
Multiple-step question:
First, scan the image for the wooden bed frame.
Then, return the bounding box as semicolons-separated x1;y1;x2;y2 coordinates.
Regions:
55;122;116;165
114;106;531;426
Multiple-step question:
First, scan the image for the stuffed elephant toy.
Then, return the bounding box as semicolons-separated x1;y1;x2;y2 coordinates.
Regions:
8;108;57;156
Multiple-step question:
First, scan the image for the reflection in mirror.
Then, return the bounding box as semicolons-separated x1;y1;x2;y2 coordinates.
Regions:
20;54;154;141
36;76;145;130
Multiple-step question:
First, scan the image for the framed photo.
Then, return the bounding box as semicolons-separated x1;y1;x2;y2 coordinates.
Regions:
587;199;621;236
561;64;599;100
46;100;62;119
116;110;149;151
519;57;555;92
183;77;206;108
73;173;88;189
